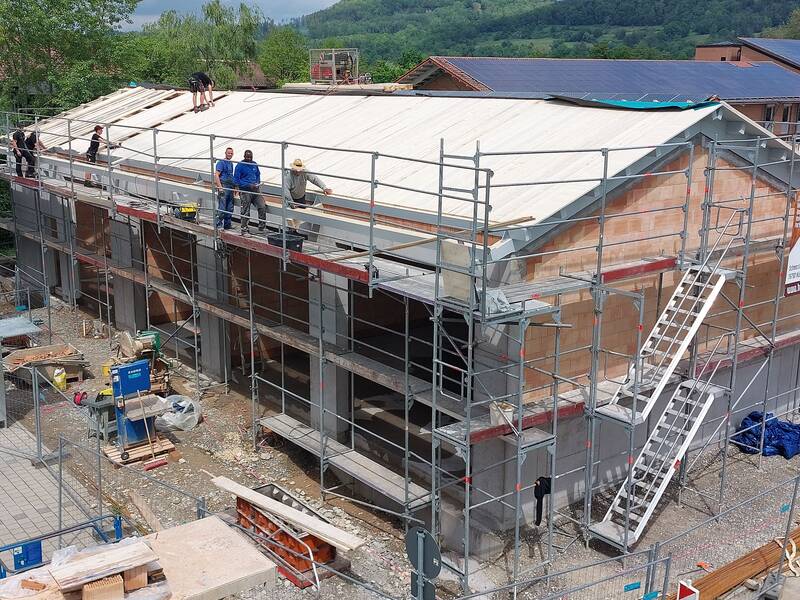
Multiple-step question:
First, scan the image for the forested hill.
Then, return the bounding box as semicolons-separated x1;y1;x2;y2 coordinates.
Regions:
298;0;800;62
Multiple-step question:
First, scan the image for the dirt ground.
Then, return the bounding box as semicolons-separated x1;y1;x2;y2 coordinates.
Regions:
8;300;433;600
6;297;800;599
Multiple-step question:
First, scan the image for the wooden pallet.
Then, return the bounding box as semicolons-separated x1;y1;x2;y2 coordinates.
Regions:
103;438;175;466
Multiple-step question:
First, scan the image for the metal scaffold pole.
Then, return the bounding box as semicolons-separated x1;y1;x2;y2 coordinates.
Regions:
248;250;257;451
583;148;610;545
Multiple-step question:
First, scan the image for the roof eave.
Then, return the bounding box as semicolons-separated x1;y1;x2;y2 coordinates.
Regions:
396;56;490;91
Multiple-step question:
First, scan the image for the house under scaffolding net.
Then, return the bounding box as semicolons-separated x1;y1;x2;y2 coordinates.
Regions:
3;86;800;595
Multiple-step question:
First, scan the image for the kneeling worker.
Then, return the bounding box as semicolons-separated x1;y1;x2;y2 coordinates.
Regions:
188;71;215;112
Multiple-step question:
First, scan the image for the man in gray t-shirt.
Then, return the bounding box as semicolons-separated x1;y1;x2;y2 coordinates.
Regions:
284;158;333;230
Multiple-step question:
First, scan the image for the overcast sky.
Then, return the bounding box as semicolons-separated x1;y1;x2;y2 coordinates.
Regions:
125;0;338;30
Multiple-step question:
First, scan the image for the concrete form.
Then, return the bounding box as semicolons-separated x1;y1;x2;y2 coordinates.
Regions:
4;88;800;595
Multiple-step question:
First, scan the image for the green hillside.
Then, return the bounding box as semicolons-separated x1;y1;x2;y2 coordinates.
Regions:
298;0;800;63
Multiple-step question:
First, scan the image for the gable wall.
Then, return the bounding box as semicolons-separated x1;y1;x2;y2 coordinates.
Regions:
522;143;800;393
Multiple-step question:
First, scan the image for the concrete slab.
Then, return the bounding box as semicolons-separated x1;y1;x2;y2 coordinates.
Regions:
144;516;276;600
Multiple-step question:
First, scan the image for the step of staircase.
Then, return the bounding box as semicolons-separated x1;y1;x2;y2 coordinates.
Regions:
589;520;638;549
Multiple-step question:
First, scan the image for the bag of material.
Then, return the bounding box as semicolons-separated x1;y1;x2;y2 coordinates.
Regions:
53;368;67;391
155;394;201;431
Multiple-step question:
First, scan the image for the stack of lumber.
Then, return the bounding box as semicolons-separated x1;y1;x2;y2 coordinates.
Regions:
102;438;176;466
666;526;800;599
47;540;162;598
0;517;273;600
4;343;88;381
213;476;365;553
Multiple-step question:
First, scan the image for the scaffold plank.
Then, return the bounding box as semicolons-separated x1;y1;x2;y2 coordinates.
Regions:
694;329;800;375
435;396;584;445
221;229;371;283
259;413;430;510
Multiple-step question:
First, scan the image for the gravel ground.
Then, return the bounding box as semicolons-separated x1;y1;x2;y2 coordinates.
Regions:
5;298;800;599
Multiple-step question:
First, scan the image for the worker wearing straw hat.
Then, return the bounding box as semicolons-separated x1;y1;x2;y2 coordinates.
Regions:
283;158;332;231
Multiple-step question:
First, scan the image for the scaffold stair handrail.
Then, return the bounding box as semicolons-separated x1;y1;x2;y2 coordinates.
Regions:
597;266;726;424
589;377;718;548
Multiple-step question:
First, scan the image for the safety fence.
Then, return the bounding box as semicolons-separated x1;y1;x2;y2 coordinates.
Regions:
650;473;800;598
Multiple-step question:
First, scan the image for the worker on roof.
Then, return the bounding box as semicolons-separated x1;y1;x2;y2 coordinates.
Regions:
10;123;35;178
24;128;47;179
214;147;235;230
233;149;265;235
188;71;214;113
284;158;333;232
84;124;111;187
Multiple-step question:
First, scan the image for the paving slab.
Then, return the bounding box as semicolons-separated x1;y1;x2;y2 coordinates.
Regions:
0;423;97;569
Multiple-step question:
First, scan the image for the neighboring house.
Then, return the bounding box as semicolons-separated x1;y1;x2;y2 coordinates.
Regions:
397;56;800;133
233;62;273;90
696;37;800;74
695;38;800;130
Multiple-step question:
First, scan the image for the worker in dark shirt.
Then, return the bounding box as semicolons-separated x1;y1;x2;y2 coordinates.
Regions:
188;71;215;113
24;130;46;178
233;149;264;234
10;124;34;178
84;125;105;187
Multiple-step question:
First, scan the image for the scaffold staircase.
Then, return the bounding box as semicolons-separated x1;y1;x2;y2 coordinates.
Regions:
589;378;719;548
596;266;727;425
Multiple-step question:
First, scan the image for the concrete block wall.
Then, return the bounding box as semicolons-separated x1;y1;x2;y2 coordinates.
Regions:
482;340;800;536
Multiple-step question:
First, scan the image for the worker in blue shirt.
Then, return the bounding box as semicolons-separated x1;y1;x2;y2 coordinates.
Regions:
214;147;235;229
233;149;265;234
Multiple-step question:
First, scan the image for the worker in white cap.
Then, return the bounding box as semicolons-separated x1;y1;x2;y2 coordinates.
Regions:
283;158;332;231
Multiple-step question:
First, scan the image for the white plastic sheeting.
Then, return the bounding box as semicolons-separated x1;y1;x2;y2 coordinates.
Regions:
35;87;720;224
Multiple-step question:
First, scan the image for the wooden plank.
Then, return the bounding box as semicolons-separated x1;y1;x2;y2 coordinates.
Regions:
601;256;677;283
220;229;371;283
213;476;365;553
49;541;156;592
129;490;164;532
329;447;430;509
666;526;800;600
261;413;430;508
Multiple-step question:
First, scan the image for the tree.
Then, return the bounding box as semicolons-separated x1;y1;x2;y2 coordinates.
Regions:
769;8;800;38
258;27;309;86
369;60;406;83
139;2;267;89
0;0;138;110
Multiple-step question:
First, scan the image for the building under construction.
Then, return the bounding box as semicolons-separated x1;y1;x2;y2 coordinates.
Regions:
3;86;800;595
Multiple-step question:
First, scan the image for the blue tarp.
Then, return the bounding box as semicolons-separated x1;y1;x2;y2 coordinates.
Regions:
549;95;719;111
732;411;800;459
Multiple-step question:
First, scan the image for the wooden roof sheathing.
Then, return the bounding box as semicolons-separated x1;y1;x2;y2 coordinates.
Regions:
38;87;720;225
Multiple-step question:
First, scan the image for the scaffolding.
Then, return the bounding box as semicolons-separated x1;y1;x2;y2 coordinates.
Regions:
3;97;800;597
